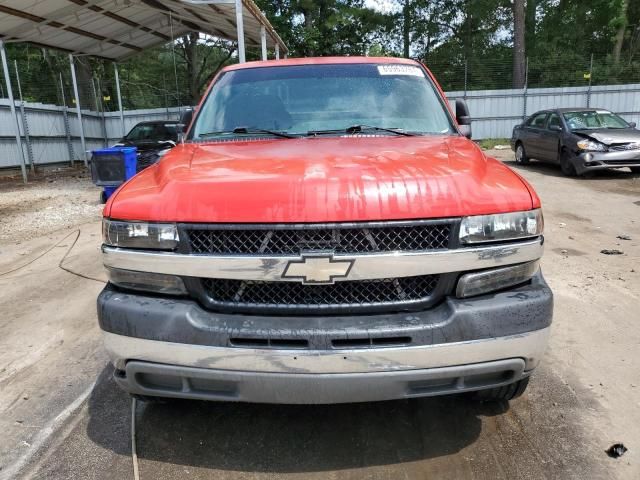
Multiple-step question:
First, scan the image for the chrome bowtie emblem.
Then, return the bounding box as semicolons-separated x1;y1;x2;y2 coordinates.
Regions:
282;253;355;285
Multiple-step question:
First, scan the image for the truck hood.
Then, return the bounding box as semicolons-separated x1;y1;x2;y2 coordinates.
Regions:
574;128;640;145
106;136;536;223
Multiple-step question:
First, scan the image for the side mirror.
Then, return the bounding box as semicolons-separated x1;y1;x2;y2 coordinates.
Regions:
455;99;472;139
178;109;194;140
550;124;562;132
629;122;636;129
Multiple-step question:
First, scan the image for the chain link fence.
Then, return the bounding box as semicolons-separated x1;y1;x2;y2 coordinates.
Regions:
0;48;195;178
427;54;640;92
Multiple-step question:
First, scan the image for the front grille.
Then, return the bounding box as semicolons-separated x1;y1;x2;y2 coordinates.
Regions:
201;275;439;310
609;143;640;151
184;222;453;255
603;160;640;165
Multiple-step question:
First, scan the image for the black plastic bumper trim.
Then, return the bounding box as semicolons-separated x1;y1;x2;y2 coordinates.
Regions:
97;272;553;350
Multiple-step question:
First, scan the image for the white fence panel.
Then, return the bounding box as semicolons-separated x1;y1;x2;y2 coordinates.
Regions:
445;84;640;139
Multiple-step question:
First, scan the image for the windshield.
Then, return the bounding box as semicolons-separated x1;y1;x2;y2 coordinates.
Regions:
191;63;455;138
563;111;630;130
125;123;178;142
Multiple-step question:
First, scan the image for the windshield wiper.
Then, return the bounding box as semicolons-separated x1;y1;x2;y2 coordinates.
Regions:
347;125;417;136
308;125;417;137
199;127;296;139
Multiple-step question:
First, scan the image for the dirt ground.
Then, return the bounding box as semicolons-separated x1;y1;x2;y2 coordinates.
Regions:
0;166;103;244
0;153;639;480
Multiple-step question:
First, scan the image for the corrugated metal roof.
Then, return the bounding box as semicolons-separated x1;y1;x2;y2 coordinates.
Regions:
0;0;287;60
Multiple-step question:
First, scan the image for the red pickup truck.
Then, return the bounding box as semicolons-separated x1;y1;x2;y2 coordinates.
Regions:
98;57;552;404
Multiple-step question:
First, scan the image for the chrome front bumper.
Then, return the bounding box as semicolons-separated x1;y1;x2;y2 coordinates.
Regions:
102;238;544;282
104;328;550;404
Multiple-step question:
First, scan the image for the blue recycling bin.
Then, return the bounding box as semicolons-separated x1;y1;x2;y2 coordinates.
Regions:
90;147;137;203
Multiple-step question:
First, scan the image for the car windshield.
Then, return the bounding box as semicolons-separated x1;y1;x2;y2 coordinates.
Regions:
126;123;178;142
563;111;630;130
191;63;455;138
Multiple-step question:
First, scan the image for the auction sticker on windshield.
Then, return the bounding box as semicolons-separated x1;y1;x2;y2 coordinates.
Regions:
377;65;424;77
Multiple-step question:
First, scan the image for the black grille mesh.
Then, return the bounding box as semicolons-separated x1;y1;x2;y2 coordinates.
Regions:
186;223;452;255
202;275;439;307
609;143;640;151
136;151;160;172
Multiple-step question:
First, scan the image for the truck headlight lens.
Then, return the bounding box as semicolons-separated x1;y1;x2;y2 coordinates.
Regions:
456;261;539;298
107;267;187;295
102;219;179;250
459;209;543;244
576;139;607;152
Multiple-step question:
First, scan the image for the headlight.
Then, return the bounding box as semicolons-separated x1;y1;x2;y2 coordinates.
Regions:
576;139;607;152
459;209;543;244
102;219;179;250
107;267;186;295
456;261;539;298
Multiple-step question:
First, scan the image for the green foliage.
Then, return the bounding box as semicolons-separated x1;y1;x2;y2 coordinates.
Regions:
254;0;393;56
5;0;640;108
477;138;511;150
5;37;233;110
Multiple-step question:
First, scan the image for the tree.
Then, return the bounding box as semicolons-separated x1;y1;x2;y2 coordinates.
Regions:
613;0;629;63
402;0;412;58
254;0;391;57
513;0;526;88
525;0;536;59
176;33;235;105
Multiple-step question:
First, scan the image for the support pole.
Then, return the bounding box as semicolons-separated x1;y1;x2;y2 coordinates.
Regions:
59;73;75;166
90;77;100;112
275;43;280;60
114;63;126;138
523;57;529;121
0;40;27;183
69;54;88;167
94;77;108;147
586;53;594;108
260;25;267;61
14;60;34;172
463;59;468;99
235;0;246;63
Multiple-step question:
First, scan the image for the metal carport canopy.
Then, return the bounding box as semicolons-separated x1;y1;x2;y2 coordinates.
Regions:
0;0;288;60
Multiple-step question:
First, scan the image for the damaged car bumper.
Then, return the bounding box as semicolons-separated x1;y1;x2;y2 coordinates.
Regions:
572;150;640;175
98;272;553;404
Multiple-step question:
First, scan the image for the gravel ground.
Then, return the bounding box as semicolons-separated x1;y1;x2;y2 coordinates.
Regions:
0;167;103;246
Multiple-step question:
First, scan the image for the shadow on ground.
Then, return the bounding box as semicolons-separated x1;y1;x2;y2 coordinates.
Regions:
504;158;638;181
85;365;508;474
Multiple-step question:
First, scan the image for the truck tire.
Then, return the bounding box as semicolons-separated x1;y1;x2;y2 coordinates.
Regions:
472;377;530;402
